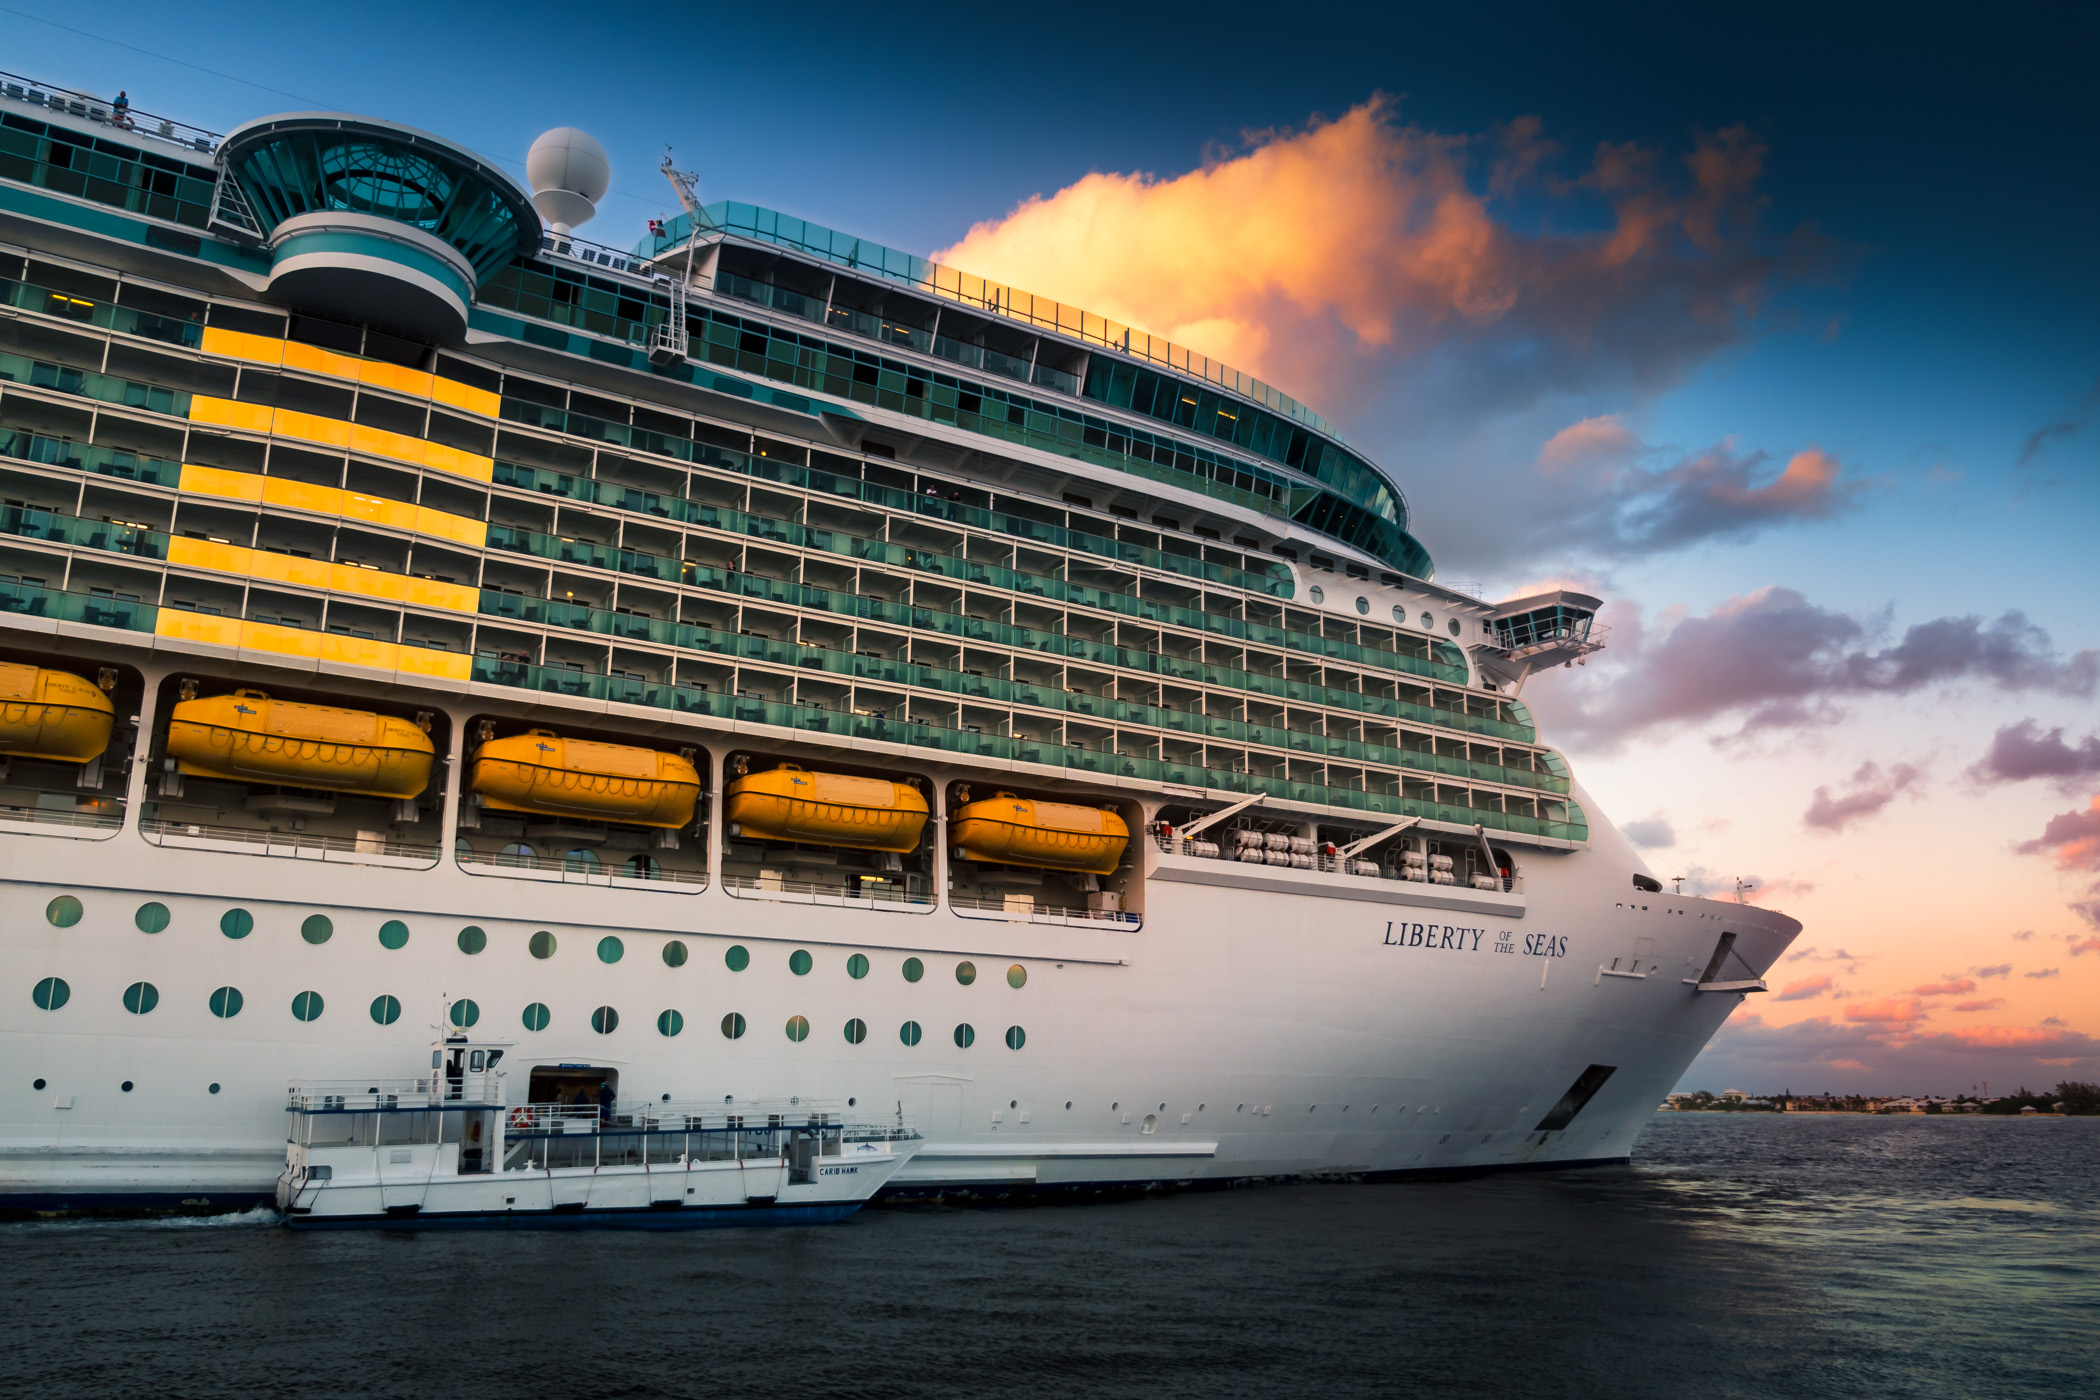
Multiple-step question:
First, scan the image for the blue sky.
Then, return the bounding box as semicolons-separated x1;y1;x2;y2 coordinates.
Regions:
12;1;2099;1089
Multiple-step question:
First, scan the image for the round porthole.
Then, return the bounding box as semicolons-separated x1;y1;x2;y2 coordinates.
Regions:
1355;596;1369;616
1005;1025;1026;1050
122;981;159;1015
121;1081;134;1093
662;940;688;968
449;999;479;1029
32;976;70;1011
377;919;408;949
657;1009;684;1037
725;944;750;972
370;995;402;1026
955;960;977;986
1393;605;1407;624
521;1002;550;1032
301;915;332;945
597;936;624;964
1006;964;1027;989
33;1078;46;1090
789;949;812;976
529;930;557;959
1421;611;1434;630
208;1083;220;1095
1308;585;1325;604
45;895;81;927
953;1023;975;1049
843;1017;867;1044
134;902;170;933
1449;618;1462;636
899;1020;922;1046
457;926;487;955
290;990;324;1022
221;908;254;939
846;953;869;979
208;986;243;1019
785;1015;810;1042
901;957;924;983
720;1012;746;1039
590;1005;619;1035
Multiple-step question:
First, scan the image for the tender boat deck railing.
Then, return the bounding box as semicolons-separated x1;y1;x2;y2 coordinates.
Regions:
723;872;932;907
455;845;707;886
288;1076;505;1111
144;817;440;865
1154;833;1522;893
0;804;124;832
948;892;1137;926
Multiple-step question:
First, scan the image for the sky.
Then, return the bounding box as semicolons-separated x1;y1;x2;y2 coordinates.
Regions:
11;1;2098;1094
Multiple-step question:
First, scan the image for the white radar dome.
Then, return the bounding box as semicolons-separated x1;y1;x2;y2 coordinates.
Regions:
526;127;610;234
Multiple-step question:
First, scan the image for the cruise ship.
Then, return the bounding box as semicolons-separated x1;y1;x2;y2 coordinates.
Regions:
0;77;1799;1212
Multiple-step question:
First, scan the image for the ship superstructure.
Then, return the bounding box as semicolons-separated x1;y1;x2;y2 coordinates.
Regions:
0;77;1797;1211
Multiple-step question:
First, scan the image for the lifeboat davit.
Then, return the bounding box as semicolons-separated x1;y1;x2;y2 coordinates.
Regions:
167;689;433;798
725;763;928;852
470;729;699;828
951;792;1128;875
0;662;113;762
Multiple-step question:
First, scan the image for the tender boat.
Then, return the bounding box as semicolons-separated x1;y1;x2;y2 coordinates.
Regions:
469;728;702;827
725;762;929;850
951;790;1129;874
165;688;433;798
0;662;113;763
274;1026;918;1228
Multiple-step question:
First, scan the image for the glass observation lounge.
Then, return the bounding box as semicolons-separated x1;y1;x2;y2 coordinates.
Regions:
213;113;539;340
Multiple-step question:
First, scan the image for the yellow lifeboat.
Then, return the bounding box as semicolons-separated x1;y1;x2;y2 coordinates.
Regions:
0;662;113;763
167;689;433;798
725;763;928;852
952;792;1128;875
470;729;699;828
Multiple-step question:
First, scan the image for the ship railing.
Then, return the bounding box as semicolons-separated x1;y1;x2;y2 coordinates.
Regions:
1153;833;1522;893
0;803;124;833
288;1076;503;1112
454;845;708;887
947;892;1137;926
0;69;221;152
142;817;440;866
723;872;933;908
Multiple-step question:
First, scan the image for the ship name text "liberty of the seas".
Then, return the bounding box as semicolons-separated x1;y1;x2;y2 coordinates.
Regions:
1381;923;1570;958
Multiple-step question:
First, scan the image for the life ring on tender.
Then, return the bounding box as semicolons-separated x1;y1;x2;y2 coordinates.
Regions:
506;1106;534;1132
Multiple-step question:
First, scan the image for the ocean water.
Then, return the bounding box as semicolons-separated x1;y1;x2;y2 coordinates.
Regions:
3;1114;2092;1399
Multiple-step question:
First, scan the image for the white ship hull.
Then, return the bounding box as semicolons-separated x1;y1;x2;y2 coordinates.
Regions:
0;671;1798;1211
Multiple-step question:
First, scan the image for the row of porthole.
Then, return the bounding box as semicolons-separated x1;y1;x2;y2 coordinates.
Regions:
1301;589;1465;636
27;979;1025;1049
46;899;1028;987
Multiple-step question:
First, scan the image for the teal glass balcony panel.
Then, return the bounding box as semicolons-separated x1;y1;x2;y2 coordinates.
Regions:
0;577;158;631
0;350;190;417
0;503;166;559
0;115;217;229
0;276;205;348
486;462;1470;690
466;654;1585;843
475;589;1560;794
221;118;534;282
1;428;177;485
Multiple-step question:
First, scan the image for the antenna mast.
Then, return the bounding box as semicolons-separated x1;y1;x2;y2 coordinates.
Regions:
649;150;706;367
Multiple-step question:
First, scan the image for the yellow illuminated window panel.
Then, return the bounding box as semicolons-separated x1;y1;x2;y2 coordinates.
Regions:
198;327;500;419
174;464;486;548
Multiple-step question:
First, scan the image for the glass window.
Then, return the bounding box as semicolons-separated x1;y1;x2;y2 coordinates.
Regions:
662;940;688;967
521;1001;550;1031
457;926;487;954
45;895;82;927
302;915;333;945
134;901;170;933
1393;605;1406;624
1005;1025;1026;1050
843;1017;867;1044
32;976;70;1010
371;994;402;1025
1308;586;1324;605
846;953;869;979
899;1019;922;1046
378;919;409;949
902;957;924;983
725;944;750;972
1355;596;1369;615
789;949;813;975
720;1011;746;1039
449;999;480;1028
208;986;243;1019
597;936;624;964
1421;612;1434;630
123;981;159;1015
955;961;976;985
1449;618;1462;636
221;908;254;939
590;1005;619;1034
953;1022;975;1049
1006;964;1027;989
657;1009;684;1037
625;854;660;880
563;847;600;873
784;1014;810;1042
291;990;324;1022
529;930;557;959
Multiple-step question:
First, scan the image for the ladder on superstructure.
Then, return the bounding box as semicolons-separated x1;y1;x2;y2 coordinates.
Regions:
649;152;707;368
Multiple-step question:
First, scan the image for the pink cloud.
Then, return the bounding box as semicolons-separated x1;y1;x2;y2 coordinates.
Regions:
1775;974;1834;1002
1845;997;1930;1025
2018;796;2100;871
2069;936;2100;956
1942;1026;2082;1050
1952;998;2006;1013
1912;978;1977;996
1804;760;1926;832
1973;963;2013;979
